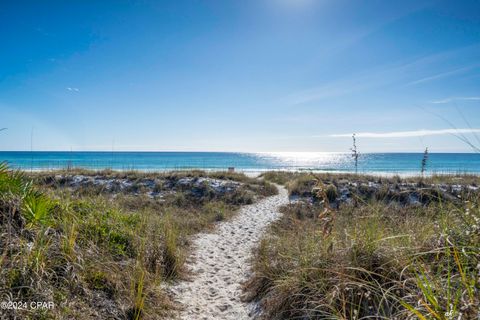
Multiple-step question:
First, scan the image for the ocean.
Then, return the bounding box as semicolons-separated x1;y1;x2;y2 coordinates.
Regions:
0;151;479;175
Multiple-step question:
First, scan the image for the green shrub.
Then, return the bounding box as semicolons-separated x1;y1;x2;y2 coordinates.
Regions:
325;184;338;203
287;175;317;196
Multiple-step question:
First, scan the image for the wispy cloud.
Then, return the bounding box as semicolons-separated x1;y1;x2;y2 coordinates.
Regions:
66;87;80;92
328;128;480;138
287;45;480;105
429;96;480;104
406;64;479;86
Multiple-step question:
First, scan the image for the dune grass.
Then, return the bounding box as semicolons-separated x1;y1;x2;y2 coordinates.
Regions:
0;165;276;319
262;170;480;187
246;171;479;319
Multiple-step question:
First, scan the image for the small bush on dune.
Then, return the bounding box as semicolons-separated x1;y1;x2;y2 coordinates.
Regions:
226;187;255;205
259;180;279;196
287;175;317;197
324;184;338;203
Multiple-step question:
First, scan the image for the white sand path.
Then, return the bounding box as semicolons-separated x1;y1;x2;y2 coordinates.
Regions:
169;185;288;320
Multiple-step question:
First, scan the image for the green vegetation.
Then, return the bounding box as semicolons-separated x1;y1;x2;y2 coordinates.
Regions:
0;165;276;319
247;171;480;319
261;170;480;189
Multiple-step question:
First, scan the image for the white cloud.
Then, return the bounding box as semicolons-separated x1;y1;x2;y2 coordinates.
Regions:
328;128;480;138
429;96;480;104
66;87;80;92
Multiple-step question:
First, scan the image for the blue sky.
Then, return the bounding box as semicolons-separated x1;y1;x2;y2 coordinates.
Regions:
1;0;479;152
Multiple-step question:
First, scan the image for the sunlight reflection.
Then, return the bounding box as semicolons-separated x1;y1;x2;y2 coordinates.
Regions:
256;152;351;169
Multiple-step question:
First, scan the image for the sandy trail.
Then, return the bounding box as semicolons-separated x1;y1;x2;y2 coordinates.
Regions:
169;185;288;320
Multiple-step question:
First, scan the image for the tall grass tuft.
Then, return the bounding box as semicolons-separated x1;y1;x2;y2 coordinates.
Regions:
351;133;359;173
421;147;429;177
129;263;146;320
162;215;183;280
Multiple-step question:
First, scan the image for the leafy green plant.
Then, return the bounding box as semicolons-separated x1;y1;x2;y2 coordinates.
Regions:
22;192;52;226
0;162;31;196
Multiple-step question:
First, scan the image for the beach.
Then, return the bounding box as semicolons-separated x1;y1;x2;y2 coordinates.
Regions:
1;166;478;319
3;1;480;318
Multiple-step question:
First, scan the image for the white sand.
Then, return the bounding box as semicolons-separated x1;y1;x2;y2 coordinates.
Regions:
169;185;289;319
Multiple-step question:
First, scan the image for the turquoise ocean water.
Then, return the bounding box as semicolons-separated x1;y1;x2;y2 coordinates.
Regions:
0;152;479;175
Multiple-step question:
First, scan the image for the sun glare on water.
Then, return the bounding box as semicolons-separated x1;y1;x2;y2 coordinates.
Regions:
256;152;350;170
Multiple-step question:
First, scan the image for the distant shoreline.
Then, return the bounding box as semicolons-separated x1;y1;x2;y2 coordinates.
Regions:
22;167;480;178
2;151;480;175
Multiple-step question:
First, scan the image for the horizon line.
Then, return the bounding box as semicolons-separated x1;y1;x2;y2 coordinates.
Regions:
0;150;479;154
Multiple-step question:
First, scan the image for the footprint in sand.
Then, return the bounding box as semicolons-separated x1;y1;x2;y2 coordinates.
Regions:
169;185;288;320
